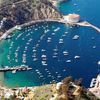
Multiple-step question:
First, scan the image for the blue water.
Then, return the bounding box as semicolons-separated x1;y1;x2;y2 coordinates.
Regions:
0;0;100;88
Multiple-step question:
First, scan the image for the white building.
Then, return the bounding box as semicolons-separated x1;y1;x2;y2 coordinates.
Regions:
56;82;63;90
64;14;80;23
89;74;100;99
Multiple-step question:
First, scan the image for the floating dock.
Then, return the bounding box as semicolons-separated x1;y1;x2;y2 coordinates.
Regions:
0;65;32;73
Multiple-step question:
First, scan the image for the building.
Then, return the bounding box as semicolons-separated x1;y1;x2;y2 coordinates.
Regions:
89;74;100;99
64;14;80;23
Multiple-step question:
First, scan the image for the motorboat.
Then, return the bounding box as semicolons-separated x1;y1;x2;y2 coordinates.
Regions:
63;51;69;56
59;39;63;43
74;56;80;59
72;35;79;40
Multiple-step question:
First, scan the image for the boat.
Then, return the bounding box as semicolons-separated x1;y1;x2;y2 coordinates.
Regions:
63;69;66;72
72;35;79;40
93;46;96;49
74;56;80;59
6;35;13;39
47;39;51;43
57;75;62;78
63;51;69;56
52;55;58;58
53;48;58;51
74;3;77;6
47;37;52;43
12;70;16;73
41;55;46;58
53;52;58;55
41;49;46;52
98;61;100;65
33;49;37;52
65;32;68;34
33;58;38;61
62;34;66;37
15;59;18;62
59;39;63;44
48;75;52;77
52;33;56;35
42;61;47;66
66;60;71;63
54;27;60;32
26;42;30;45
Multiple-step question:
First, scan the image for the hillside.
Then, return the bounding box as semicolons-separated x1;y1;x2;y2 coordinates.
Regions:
0;0;62;31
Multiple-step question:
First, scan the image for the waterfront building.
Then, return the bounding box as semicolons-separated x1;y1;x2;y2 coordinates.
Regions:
89;74;100;99
64;14;80;23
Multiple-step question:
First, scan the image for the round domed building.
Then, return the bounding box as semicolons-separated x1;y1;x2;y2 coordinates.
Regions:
64;14;80;23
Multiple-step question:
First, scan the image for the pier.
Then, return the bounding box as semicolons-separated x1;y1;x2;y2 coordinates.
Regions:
0;65;32;73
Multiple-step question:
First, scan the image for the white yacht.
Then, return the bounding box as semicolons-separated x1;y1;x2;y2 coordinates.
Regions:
33;58;38;61
41;49;46;52
63;51;69;56
74;56;80;59
52;33;56;35
98;61;100;65
66;60;71;63
59;39;63;44
93;46;96;49
72;35;79;40
42;61;47;66
54;27;60;32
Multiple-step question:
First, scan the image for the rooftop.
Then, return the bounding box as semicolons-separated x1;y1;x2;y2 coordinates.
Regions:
67;14;80;18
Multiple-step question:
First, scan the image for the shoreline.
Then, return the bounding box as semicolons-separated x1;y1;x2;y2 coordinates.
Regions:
0;19;65;41
1;18;100;42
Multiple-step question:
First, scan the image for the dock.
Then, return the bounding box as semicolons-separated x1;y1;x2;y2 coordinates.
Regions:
0;65;32;73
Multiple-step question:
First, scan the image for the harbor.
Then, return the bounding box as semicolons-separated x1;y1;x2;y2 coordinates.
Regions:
0;0;99;94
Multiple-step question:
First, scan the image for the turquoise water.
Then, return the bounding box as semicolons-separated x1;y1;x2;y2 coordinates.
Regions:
0;0;100;88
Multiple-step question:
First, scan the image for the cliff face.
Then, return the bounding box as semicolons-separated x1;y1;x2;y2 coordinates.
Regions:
0;0;63;30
